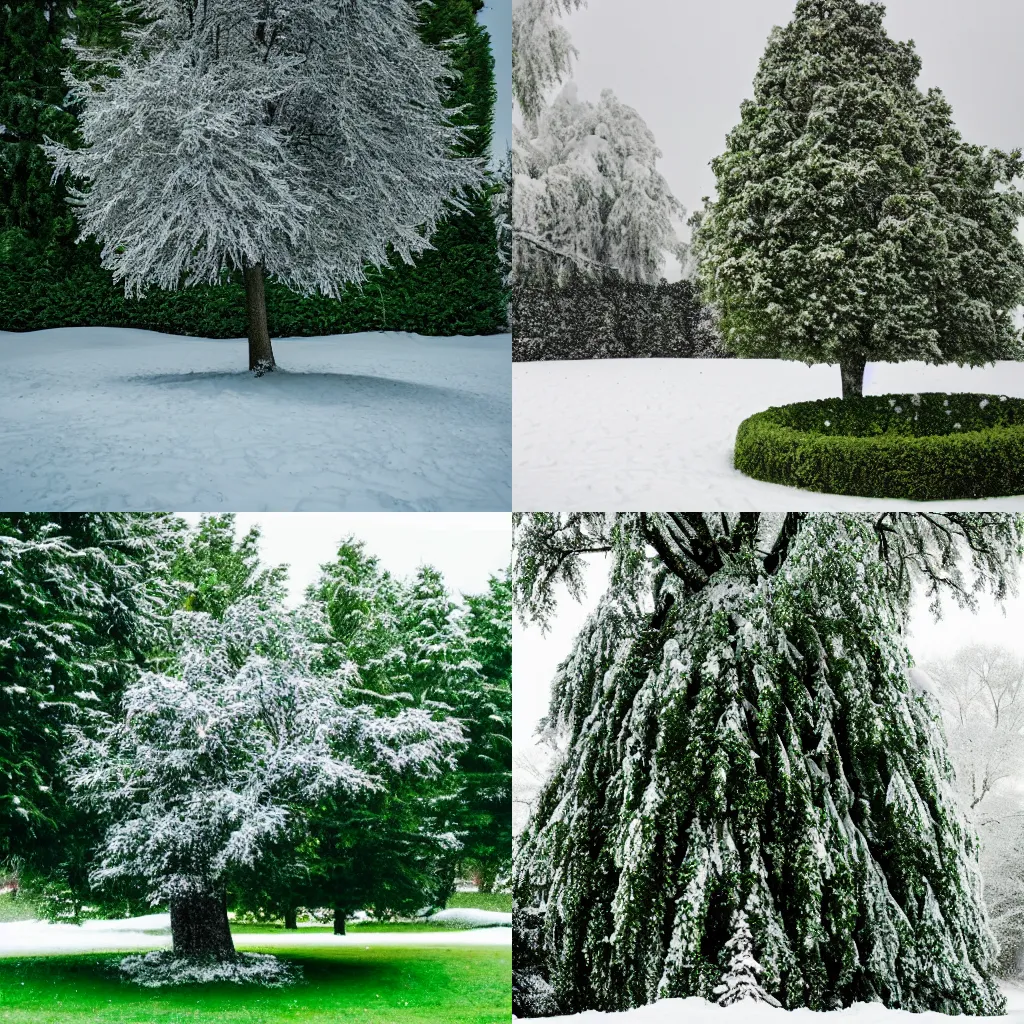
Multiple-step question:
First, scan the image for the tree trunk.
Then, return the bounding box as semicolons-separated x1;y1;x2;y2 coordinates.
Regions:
242;259;276;376
284;907;298;931
840;354;867;400
333;907;346;935
169;891;236;959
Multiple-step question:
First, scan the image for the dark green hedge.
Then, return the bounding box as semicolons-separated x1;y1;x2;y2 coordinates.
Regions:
0;206;505;337
735;393;1024;500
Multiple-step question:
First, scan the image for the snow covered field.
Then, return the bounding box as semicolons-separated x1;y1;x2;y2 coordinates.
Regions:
514;359;1024;509
0;327;510;511
0;915;512;956
515;985;1024;1023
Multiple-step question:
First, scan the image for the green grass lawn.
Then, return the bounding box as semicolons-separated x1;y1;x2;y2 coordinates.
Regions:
0;946;511;1024
445;894;511;914
228;922;475;934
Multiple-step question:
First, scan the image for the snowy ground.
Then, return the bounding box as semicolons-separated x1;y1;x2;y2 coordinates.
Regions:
426;908;512;927
0;915;512;956
515;984;1024;1023
0;327;510;511
514;359;1024;509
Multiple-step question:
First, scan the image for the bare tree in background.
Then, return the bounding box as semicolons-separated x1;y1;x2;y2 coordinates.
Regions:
924;645;1024;974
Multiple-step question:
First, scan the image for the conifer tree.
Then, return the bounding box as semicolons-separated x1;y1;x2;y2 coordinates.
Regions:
714;910;781;1007
693;0;1024;399
513;512;1023;1014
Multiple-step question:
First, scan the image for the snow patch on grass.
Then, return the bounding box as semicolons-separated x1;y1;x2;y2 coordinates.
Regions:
119;950;299;988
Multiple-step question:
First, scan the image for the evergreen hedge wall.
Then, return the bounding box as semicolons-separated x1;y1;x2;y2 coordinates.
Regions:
0;0;505;338
511;279;726;361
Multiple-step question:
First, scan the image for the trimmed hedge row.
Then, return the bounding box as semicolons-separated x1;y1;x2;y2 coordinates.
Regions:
735;393;1024;500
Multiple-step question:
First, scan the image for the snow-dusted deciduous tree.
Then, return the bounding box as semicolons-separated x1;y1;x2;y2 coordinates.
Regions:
44;0;485;374
66;598;464;983
713;909;782;1007
692;0;1024;399
512;0;586;133
922;646;1024;975
514;84;680;286
513;512;1023;1014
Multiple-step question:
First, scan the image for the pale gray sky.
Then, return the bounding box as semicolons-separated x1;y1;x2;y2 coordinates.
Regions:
179;512;510;606
479;0;512;162
513;550;1024;763
550;0;1024;274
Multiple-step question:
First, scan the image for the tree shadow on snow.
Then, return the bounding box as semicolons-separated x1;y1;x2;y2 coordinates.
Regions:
130;369;470;407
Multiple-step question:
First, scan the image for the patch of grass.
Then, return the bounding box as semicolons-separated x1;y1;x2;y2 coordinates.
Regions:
0;946;510;1024
446;893;511;914
0;893;38;924
228;922;474;934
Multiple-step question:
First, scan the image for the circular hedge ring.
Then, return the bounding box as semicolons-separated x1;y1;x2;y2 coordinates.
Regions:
735;393;1024;501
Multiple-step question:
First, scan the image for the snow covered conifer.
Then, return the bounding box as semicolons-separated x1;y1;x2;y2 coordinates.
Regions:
693;0;1024;399
513;513;1023;1014
44;0;485;375
714;910;782;1007
66;598;464;984
514;84;680;286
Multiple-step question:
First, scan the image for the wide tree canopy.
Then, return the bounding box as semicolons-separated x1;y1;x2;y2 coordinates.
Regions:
693;0;1024;399
513;513;1023;1015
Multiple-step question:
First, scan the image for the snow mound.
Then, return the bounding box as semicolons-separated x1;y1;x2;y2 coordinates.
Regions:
514;358;1024;509
119;950;299;988
81;914;170;933
427;908;512;927
0;327;510;511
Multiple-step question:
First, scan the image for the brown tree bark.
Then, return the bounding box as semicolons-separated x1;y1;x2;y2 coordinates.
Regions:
169;891;236;959
333;906;346;935
840;354;867;400
284;907;298;931
243;259;276;376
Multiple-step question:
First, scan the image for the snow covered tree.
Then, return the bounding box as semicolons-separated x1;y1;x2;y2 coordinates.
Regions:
692;0;1024;399
713;909;782;1007
459;572;513;891
513;512;1023;1014
514;84;680;287
512;0;586;133
0;514;177;869
44;0;486;374
493;145;513;290
66;598;464;983
922;647;1024;975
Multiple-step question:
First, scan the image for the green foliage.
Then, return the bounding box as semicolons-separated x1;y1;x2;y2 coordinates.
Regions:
0;947;513;1024
734;394;1024;500
447;891;512;913
693;0;1024;373
0;0;505;337
169;514;288;619
0;514;177;868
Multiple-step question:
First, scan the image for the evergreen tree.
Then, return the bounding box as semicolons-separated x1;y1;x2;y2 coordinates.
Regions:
513;512;1023;1014
713;910;781;1007
460;572;513;891
692;0;1024;399
0;513;178;869
169;514;287;620
514;83;680;286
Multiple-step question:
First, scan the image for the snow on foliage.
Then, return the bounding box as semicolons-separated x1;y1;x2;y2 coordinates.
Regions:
513;513;1024;1015
692;0;1024;398
514;84;680;287
512;0;587;131
44;0;484;299
713;910;781;1007
66;598;466;908
119;949;298;988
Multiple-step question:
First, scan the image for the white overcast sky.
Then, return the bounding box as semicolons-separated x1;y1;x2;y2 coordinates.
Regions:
179;513;510;606
539;0;1024;277
513;549;1024;763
